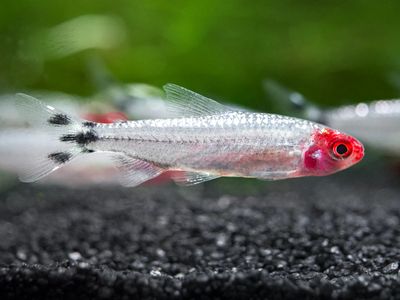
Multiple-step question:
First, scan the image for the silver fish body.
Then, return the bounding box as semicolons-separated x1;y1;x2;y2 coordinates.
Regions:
91;112;321;179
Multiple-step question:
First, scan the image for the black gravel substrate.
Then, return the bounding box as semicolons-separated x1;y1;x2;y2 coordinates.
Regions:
0;166;400;300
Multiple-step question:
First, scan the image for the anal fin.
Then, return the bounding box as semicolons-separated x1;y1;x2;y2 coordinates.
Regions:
171;171;220;186
114;155;164;187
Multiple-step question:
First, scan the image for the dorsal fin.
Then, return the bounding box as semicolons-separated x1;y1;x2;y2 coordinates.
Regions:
163;83;234;117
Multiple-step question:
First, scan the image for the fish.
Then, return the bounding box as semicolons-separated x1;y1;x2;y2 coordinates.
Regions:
263;79;400;155
13;84;364;187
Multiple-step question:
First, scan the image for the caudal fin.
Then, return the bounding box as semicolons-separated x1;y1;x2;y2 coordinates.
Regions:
15;93;90;182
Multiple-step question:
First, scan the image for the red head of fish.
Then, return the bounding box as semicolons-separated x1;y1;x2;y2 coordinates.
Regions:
300;128;364;176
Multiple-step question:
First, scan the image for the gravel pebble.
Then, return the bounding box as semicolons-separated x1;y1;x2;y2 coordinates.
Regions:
0;165;399;299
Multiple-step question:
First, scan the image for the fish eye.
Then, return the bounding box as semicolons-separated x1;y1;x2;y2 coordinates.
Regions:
336;144;348;155
332;141;352;159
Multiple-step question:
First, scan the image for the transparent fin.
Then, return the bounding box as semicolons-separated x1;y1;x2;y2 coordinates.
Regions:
16;93;57;126
171;171;220;186
14;93;86;182
163;83;234;117
15;93;82;141
18;149;81;183
113;154;164;187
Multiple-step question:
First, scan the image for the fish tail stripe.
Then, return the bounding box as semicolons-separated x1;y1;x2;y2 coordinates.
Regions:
48;152;73;164
60;130;99;146
14;93;99;183
47;113;71;126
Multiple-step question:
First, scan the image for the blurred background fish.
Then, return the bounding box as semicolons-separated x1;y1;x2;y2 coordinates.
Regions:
263;80;400;156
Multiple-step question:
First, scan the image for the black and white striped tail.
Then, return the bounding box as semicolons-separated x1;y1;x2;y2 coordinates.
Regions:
15;93;99;182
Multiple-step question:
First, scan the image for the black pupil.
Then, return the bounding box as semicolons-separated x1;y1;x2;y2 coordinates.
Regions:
336;144;348;155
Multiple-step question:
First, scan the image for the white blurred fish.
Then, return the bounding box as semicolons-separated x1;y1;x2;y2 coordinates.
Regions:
13;84;364;187
324;101;400;155
264;79;400;155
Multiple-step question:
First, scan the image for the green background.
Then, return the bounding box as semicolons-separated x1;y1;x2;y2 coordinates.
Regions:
1;0;400;111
